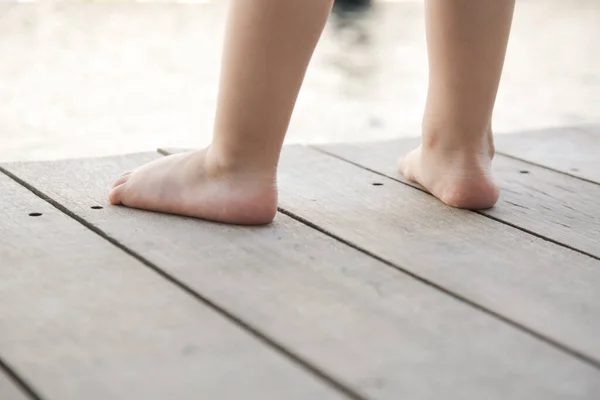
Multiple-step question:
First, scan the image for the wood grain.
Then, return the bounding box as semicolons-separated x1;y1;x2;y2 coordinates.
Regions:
316;137;600;259
495;125;600;184
0;172;345;400
275;145;600;363
5;153;600;400
0;370;29;400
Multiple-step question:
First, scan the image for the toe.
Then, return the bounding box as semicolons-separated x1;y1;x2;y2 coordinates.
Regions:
398;156;410;178
398;148;420;183
108;183;127;205
111;173;132;189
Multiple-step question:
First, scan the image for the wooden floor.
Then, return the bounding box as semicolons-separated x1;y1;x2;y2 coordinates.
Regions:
1;125;599;400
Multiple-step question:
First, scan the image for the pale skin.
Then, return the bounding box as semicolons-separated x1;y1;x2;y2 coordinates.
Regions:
109;0;516;225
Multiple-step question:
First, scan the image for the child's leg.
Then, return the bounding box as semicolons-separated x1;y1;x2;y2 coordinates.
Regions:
109;0;333;224
399;0;515;209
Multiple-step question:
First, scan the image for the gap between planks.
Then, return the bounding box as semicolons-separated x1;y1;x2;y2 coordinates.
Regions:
495;124;600;186
496;151;600;187
0;357;40;400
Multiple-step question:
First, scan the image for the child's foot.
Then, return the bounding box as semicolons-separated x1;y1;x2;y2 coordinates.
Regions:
108;149;278;225
398;133;499;209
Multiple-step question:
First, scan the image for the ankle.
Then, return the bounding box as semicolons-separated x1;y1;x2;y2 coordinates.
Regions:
203;145;277;182
421;124;495;160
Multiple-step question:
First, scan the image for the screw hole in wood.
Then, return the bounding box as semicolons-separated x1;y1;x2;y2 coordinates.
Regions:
519;170;529;174
91;206;103;210
372;182;384;186
29;212;42;217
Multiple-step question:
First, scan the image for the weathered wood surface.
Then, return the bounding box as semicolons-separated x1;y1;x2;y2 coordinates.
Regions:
274;146;600;363
0;172;345;400
495;125;600;184
316;138;600;259
4;153;600;400
0;370;29;400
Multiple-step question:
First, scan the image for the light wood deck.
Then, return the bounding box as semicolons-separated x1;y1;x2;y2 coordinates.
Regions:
1;126;599;400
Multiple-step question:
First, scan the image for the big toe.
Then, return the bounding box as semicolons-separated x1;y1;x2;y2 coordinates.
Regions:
108;183;128;205
112;172;132;188
398;148;420;182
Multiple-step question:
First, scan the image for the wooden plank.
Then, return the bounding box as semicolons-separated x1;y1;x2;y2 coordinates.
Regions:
0;370;29;400
315;138;600;259
0;173;347;400
495;125;600;184
278;145;600;362
4;153;600;400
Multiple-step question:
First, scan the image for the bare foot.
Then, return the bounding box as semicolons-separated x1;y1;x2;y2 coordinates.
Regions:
108;149;278;225
398;135;499;210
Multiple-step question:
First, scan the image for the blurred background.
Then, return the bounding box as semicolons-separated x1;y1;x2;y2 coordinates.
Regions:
0;0;598;161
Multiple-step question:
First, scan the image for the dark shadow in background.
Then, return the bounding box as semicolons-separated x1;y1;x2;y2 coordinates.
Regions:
333;0;373;13
328;0;377;95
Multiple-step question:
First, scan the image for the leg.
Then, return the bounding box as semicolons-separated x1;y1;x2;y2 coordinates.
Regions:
399;0;515;209
109;0;333;224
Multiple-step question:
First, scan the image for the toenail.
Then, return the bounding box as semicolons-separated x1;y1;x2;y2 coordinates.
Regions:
372;182;384;186
29;212;42;217
91;206;103;210
519;170;529;174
